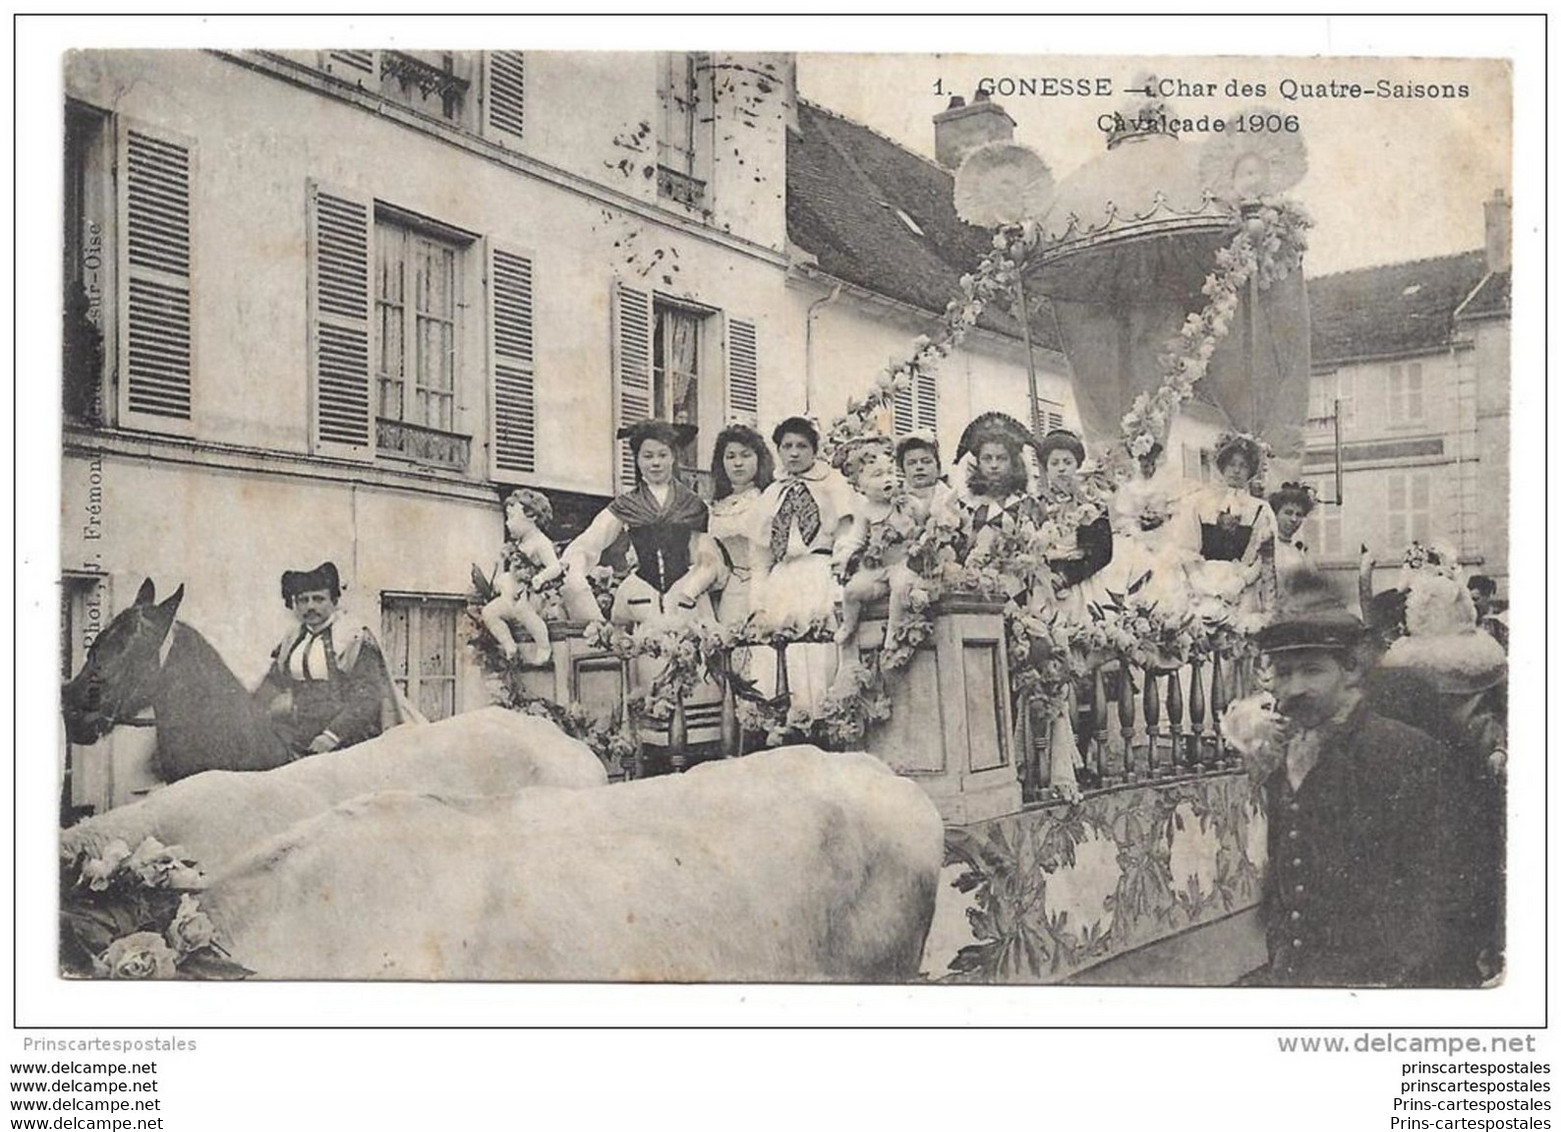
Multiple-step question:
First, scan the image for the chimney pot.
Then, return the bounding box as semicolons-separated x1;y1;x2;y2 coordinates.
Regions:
947;95;966;110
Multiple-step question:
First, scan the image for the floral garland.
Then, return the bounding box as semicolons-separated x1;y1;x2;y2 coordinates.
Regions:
1121;198;1312;458
60;837;251;980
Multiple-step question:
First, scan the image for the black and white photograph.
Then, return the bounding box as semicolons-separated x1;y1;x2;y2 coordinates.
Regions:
11;11;1549;1123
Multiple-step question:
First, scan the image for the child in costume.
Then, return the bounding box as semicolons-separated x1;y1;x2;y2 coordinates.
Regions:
833;443;923;667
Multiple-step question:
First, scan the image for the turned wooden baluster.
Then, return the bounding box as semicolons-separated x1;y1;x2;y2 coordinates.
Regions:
1116;662;1137;780
669;697;689;772
1142;667;1160;776
1165;669;1184;771
1067;682;1084;784
1210;652;1229;768
773;641;790;706
1188;658;1207;769
719;662;740;758
1093;665;1111;781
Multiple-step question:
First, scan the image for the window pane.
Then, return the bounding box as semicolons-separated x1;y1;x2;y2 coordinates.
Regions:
1387;515;1406;549
1411;474;1431;509
1410;513;1431;544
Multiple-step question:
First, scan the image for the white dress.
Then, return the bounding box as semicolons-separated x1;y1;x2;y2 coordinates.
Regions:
1185;483;1278;621
1098;470;1199;615
706;487;776;696
750;461;857;713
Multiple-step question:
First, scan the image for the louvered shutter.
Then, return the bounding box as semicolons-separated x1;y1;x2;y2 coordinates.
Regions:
612;283;653;492
482;52;525;145
725;316;758;428
489;242;536;479
117;122;195;432
913;368;937;434
891;384;912;435
308;181;374;459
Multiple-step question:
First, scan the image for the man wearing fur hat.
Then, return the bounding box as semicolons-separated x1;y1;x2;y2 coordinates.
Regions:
255;561;405;758
1250;572;1481;987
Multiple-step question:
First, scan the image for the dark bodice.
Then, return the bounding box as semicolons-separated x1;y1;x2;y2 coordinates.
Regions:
1200;520;1255;562
628;522;696;594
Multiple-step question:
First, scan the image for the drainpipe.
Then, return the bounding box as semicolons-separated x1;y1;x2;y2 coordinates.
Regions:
805;283;844;415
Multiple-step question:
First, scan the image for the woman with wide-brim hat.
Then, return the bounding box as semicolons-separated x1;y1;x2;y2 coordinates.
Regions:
558;420;714;627
254;561;412;758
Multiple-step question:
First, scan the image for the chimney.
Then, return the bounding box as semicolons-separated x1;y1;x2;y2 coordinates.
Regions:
933;89;1015;170
1484;188;1511;274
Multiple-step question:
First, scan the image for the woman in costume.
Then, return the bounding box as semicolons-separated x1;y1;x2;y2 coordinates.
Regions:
955;412;1045;582
1101;440;1197;609
750;416;857;707
673;423;776;627
254;561;408;758
559;420;713;626
1267;480;1317;588
1185;432;1279;620
1035;428;1115;618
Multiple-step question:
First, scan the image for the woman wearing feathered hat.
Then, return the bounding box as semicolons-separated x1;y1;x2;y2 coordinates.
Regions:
254;561;413;758
558;419;713;626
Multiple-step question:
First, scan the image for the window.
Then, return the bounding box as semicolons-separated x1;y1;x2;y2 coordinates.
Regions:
651;301;704;471
382;596;462;722
374;215;468;466
1387;361;1426;426
1384;470;1432;551
657;53;709;209
613;284;757;494
1308;370;1356;432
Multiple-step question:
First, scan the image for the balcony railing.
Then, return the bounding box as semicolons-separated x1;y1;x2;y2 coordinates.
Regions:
376;417;471;470
657;165;707;210
379;50;470;123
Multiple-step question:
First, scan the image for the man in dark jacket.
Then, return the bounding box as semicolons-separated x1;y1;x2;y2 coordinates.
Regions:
1253;576;1480;987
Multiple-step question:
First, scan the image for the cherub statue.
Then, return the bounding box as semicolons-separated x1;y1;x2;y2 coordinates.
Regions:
832;445;923;668
481;487;564;666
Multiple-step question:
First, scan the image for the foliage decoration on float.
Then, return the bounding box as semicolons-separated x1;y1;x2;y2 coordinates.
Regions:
59;837;251;980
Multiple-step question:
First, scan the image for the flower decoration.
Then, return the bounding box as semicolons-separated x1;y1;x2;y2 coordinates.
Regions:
60;838;250;980
954;141;1055;228
1198;107;1309;204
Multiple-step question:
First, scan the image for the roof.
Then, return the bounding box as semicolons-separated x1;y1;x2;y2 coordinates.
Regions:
1456;269;1511;321
1307;250;1496;366
786;99;1061;350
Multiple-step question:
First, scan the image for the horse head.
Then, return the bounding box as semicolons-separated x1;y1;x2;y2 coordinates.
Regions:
62;579;184;744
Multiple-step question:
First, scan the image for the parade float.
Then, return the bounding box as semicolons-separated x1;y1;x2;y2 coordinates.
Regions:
461;92;1315;984
59;91;1316;986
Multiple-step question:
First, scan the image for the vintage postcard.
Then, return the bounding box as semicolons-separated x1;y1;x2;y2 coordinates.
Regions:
24;17;1539;1031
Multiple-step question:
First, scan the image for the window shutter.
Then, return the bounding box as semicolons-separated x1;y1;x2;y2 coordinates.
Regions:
913;368;938;434
891;385;912;435
612;282;653;491
308;181;375;459
117;122;195;432
725;316;758;427
483;52;525;145
489;242;536;479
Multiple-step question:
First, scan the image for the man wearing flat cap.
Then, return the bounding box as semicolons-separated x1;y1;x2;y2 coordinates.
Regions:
1250;572;1481;987
255;561;404;758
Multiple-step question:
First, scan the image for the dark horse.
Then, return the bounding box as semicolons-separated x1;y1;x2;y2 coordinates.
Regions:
61;580;294;782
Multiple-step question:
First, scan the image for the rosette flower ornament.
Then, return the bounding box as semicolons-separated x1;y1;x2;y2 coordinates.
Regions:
953;141;1056;229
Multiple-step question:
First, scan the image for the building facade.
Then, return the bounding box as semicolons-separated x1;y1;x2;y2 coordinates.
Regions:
61;50;1073;812
1299;191;1511;594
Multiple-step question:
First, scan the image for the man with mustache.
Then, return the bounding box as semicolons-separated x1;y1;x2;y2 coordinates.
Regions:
1251;573;1481;987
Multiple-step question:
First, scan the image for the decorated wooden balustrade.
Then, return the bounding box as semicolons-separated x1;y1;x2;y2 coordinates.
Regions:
1020;653;1258;804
